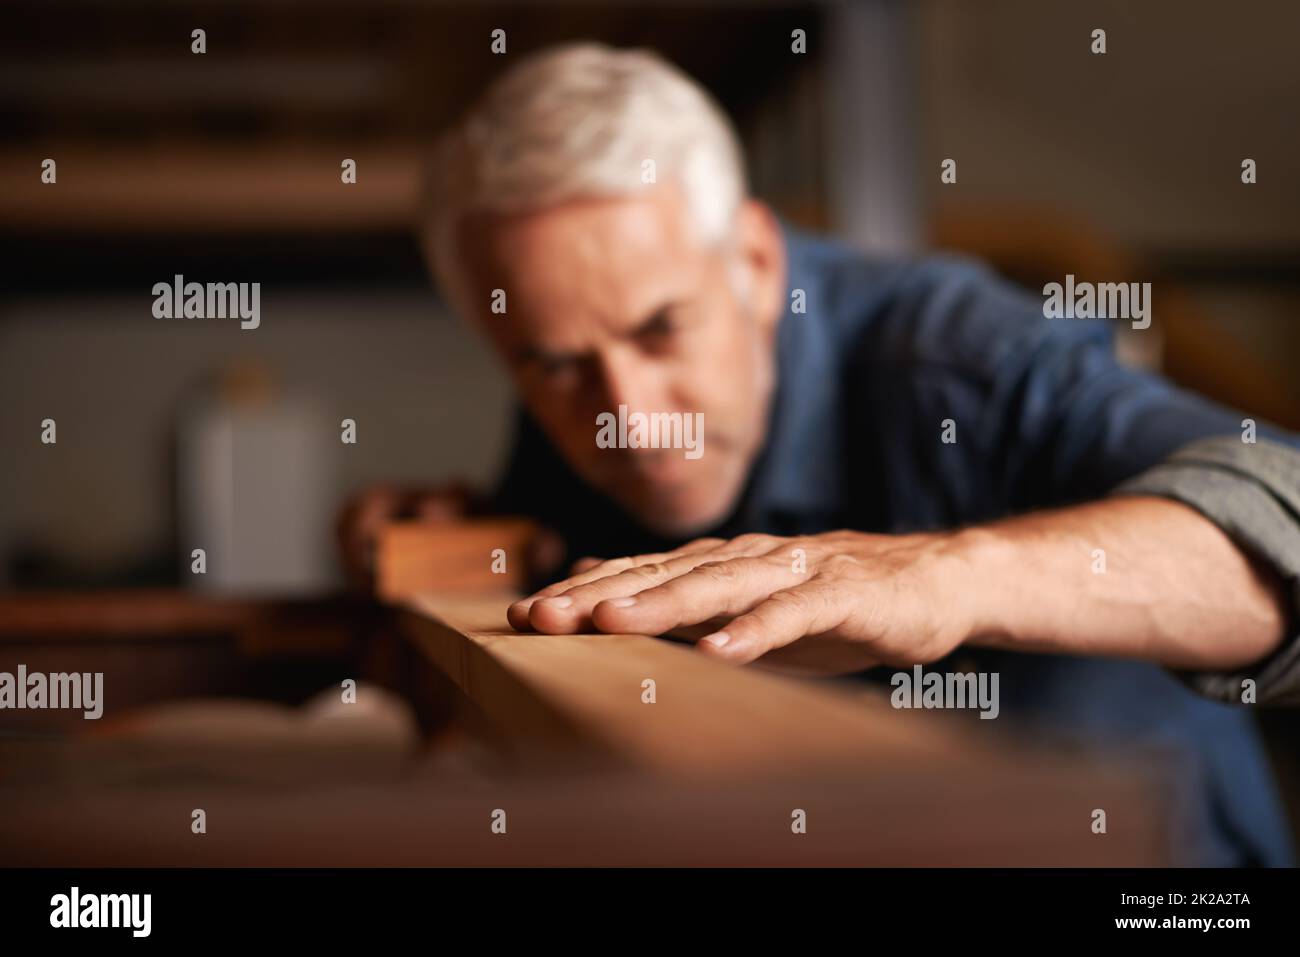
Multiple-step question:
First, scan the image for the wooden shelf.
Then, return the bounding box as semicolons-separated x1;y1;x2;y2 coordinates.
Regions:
0;144;421;233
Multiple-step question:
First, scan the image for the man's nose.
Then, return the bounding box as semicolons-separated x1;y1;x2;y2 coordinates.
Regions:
594;346;669;414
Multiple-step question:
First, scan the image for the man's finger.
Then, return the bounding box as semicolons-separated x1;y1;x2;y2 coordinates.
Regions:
695;584;845;664
588;557;795;636
507;537;725;630
527;547;742;633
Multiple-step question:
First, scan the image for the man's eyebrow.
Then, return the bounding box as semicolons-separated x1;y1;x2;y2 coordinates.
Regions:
513;302;685;363
515;344;581;365
626;301;683;338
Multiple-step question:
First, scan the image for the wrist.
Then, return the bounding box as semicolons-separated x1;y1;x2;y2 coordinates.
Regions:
942;525;1016;641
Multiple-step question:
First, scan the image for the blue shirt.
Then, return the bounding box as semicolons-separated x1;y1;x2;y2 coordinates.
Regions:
493;223;1295;866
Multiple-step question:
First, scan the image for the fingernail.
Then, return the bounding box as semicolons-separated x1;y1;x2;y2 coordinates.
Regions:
701;631;731;648
604;597;637;608
542;596;572;609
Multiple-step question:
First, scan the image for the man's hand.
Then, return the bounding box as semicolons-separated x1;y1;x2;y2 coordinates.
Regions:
336;483;478;588
507;530;983;673
336;482;569;591
508;498;1289;677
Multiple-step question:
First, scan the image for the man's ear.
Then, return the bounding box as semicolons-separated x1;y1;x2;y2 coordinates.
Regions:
732;199;787;335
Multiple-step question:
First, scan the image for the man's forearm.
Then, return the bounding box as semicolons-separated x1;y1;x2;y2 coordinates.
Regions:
959;495;1289;671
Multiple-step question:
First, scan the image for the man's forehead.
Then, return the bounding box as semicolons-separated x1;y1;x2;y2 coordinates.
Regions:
457;190;698;264
456;193;706;336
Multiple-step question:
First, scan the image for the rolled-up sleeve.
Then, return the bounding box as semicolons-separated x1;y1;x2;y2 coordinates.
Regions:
1113;436;1300;705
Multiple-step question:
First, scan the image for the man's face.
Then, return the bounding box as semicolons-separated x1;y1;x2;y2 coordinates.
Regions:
442;189;786;537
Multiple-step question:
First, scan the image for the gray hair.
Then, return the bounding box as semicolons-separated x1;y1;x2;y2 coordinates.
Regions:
423;43;748;275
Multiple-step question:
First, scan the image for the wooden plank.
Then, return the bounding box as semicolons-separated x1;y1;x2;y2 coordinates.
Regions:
398;592;1007;777
376;520;538;601
386;593;1173;863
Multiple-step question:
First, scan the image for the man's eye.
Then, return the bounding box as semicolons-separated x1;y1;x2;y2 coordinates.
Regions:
633;313;680;355
638;313;675;339
540;357;577;377
533;357;581;387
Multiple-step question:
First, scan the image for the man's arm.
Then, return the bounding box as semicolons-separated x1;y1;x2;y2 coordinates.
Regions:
866;259;1300;696
959;492;1289;672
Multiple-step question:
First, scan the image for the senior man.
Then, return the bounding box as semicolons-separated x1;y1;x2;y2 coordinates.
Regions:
342;44;1300;865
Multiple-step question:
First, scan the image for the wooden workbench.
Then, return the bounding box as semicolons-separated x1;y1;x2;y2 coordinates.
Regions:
0;585;1174;865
